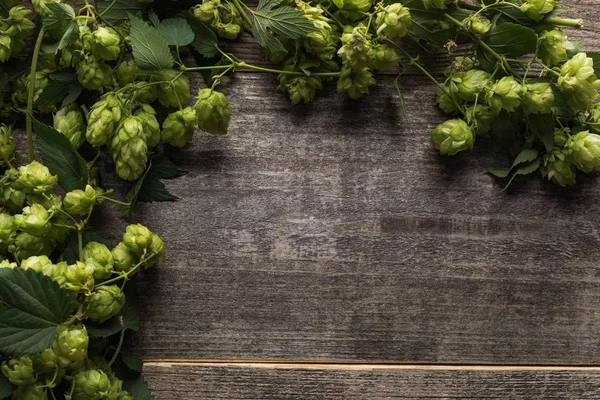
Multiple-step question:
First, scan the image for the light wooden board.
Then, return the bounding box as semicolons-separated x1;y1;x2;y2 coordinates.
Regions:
143;362;600;399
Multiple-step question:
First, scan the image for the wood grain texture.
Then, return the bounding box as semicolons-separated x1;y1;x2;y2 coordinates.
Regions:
143;363;600;399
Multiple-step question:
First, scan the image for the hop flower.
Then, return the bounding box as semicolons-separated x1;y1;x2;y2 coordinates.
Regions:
63;261;95;292
337;66;376;99
115;60;138;87
521;82;554;115
76;55;112;91
1;356;35;386
194;89;232;135
338;27;372;71
70;369;112;400
0;35;11;62
465;104;497;135
86;94;123;147
456;69;491;101
445;56;477;77
430;119;475;155
541;150;576;186
64;185;97;216
277;73;323;105
17;161;58;194
145;233;166;268
91;26;121;61
375;4;411;39
134;104;161;148
0;259;16;269
111;242;137;273
32;0;59;17
161;107;196;147
12;70;51;109
369;44;400;72
5;6;36;39
486;76;523;114
54;103;85;148
10;232;53;260
567;130;600;173
11;385;48;400
214;22;241;39
521;0;557;21
20;255;53;275
435;83;459;114
333;0;372;20
122;223;154;257
558;53;600;112
52;325;89;368
110;117;149;181
86;285;126;322
0;124;15;166
128;81;157;104
81;242;114;281
193;0;219;23
0;213;16;252
151;69;191;108
31;348;59;376
588;103;600;133
539;29;573;66
465;15;491;35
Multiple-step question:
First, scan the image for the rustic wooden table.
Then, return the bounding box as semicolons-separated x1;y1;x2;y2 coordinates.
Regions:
93;1;600;398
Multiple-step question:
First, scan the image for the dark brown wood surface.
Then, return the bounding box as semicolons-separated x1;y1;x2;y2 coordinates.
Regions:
64;0;600;396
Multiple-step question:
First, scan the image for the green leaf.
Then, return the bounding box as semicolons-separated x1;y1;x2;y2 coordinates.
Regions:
0;0;19;17
478;23;537;72
122;350;143;373
488;169;511;178
0;372;14;400
0;268;71;355
184;12;220;58
490;111;521;156
122;376;155;400
551;84;574;118
35;70;83;108
528;114;555;153
42;3;75;40
125;156;186;216
32;118;89;192
94;0;146;25
128;13;174;72
503;158;541;190
587;52;600;78
511;148;539;168
157;18;194;46
148;9;160;28
63;229;111;265
252;0;316;53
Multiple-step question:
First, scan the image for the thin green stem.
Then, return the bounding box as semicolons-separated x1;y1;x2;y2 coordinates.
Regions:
98;195;131;207
542;17;583;29
78;228;84;262
232;0;253;28
181;65;234;72
107;329;126;368
26;27;45;162
99;0;118;17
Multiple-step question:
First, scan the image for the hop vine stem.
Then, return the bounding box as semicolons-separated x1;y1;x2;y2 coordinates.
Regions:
26;27;45;162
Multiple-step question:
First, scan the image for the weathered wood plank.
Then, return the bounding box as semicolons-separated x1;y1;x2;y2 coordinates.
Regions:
143;363;600;399
95;69;600;364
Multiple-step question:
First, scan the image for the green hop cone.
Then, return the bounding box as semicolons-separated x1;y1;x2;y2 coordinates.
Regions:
54;103;85;148
194;88;231;135
0;34;11;62
0;213;16;252
111;242;138;273
5;6;36;39
521;0;557;21
465;15;491;35
0;259;17;269
63;261;95;292
277;73;323;105
338;27;372;71
588;103;600;133
436;83;459;114
161;107;196;147
31;348;58;376
541;150;576;186
522;82;554;115
430;119;475;156
465;104;497;135
129;81;157;104
122;223;154;257
86;94;123;147
115;60;138;87
134;104;161;148
486;76;523;114
110;116;149;181
456;69;490;101
86;285;125;322
81;241;114;281
9;232;53;260
12;385;48;400
375;4;411;39
76;55;112;91
1;356;35;386
445;56;477;77
369;44;400;72
32;0;59;17
12;70;51;109
16;161;57;193
568;130;600;173
215;22;241;40
0;124;15;166
91;26;121;61
558;53;600;112
337;66;376;99
145;233;166;268
70;369;112;400
63;185;97;216
333;0;371;20
151;69;191;108
14;203;51;236
539;29;574;66
193;0;218;24
20;255;53;275
52;325;89;368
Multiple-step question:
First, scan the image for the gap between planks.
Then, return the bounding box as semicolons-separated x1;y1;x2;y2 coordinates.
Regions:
143;360;600;372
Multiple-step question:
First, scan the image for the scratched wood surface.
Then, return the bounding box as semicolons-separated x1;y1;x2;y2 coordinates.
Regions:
64;0;600;396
